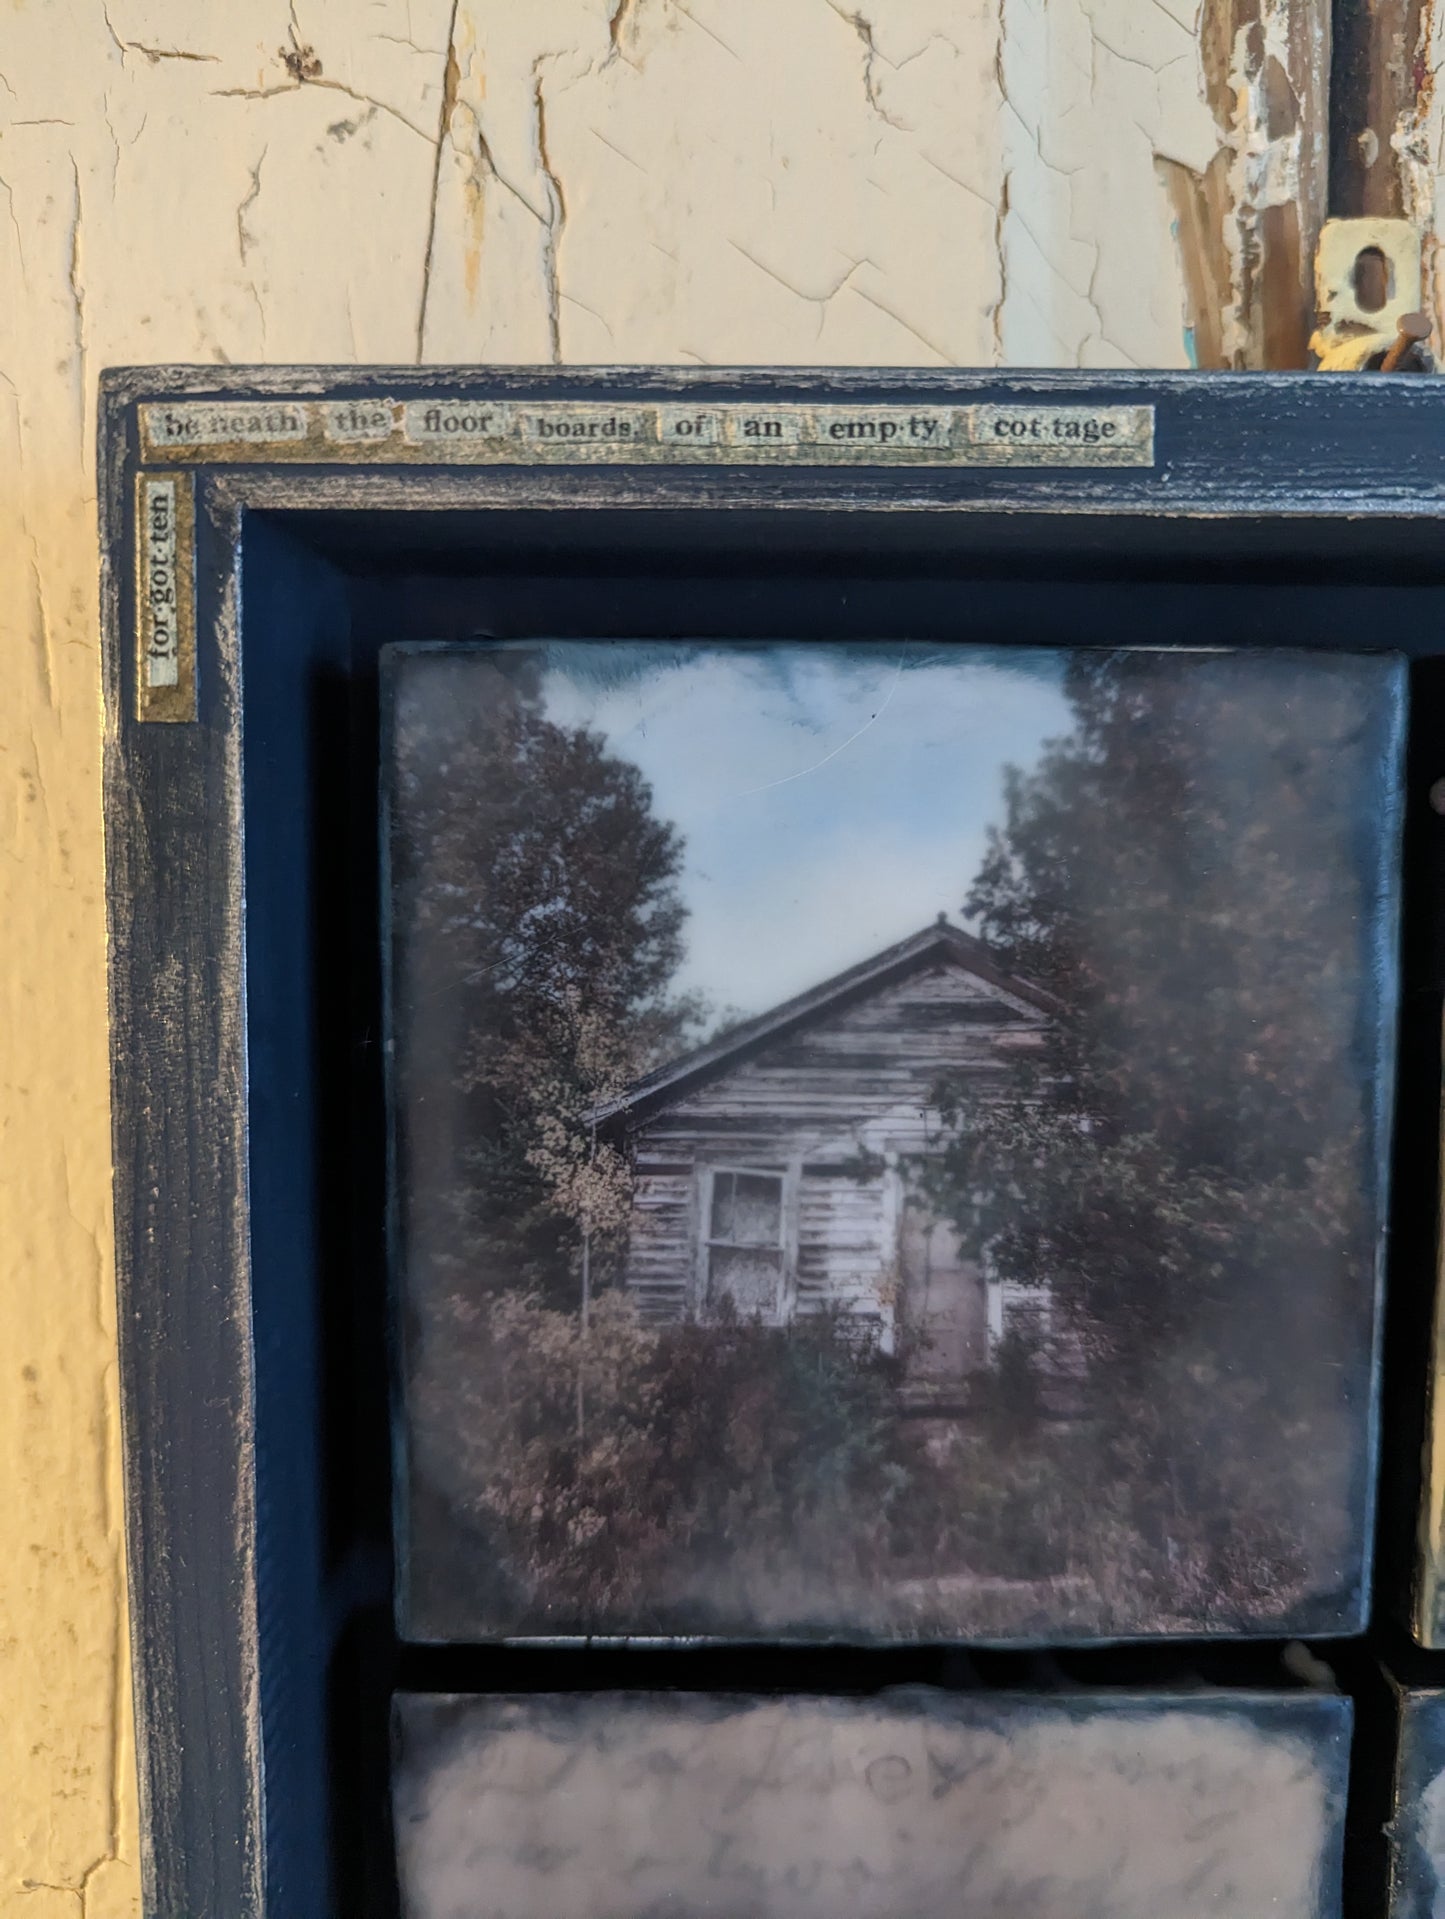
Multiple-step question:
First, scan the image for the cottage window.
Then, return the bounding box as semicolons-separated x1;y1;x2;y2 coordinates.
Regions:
986;1277;1053;1354
705;1169;786;1319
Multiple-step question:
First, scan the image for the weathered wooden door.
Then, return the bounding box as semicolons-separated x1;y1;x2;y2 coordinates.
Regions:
900;1193;987;1383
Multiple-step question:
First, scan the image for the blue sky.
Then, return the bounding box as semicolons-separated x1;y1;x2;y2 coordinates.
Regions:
538;642;1072;1020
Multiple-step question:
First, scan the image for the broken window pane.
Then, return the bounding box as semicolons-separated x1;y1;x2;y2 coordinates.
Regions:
709;1170;783;1246
708;1244;783;1317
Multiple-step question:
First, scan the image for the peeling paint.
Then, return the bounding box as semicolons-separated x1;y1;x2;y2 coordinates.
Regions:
994;0;1221;367
532;62;565;363
1392;0;1441;332
416;0;463;358
607;0;639;62
1334;0;1431;220
66;156;87;402
1155;151;1231;370
830;4;911;134
279;31;322;84
1158;0;1326;367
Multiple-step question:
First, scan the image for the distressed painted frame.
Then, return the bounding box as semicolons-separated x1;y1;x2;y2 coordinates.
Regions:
100;365;1444;1918
1389;1686;1445;1916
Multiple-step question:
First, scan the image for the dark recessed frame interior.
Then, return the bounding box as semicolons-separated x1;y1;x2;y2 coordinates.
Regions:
235;505;1445;1917
100;373;1445;1919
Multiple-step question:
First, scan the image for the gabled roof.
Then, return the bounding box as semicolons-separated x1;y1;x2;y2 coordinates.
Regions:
590;918;1060;1127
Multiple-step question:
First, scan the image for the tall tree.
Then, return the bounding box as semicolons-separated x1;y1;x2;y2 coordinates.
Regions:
930;651;1399;1620
389;649;698;1313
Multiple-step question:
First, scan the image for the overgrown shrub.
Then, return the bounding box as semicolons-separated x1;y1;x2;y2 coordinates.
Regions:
418;1291;919;1629
410;1285;1312;1637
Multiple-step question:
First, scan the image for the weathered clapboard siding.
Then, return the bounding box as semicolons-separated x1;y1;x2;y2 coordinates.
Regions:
638;966;1047;1140
622;1172;693;1322
796;1174;891;1325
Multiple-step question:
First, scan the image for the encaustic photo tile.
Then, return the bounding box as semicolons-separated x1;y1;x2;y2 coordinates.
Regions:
391;1689;1352;1919
383;642;1403;1644
1416;1219;1445;1642
1390;1690;1445;1916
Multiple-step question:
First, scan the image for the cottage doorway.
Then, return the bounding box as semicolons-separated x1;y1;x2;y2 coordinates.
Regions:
900;1195;987;1385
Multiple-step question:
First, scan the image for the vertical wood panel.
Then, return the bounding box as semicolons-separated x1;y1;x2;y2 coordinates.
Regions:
1330;0;1431;217
1160;0;1331;367
1328;0;1445;348
100;433;263;1916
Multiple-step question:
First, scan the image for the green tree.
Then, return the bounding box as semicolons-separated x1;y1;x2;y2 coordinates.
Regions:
929;651;1398;1625
388;650;706;1621
420;1289;918;1635
389;650;699;1313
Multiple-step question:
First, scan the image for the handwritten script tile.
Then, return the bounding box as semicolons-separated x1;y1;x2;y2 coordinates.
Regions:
393;1689;1349;1919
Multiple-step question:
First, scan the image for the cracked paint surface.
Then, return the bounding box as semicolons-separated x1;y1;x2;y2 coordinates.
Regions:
996;0;1217;366
1395;0;1445;348
0;1;1334;1913
416;0;1268;369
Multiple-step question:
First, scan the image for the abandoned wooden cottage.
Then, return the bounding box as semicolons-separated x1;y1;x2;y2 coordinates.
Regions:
591;919;1062;1386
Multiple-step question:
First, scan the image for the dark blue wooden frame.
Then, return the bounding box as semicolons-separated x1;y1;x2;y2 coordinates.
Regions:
1391;1687;1445;1914
99;366;1445;1917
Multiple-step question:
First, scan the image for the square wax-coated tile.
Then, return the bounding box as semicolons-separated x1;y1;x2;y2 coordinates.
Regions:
386;644;1402;1646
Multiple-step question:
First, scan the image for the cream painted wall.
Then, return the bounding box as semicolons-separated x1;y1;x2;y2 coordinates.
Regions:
0;2;1337;1912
